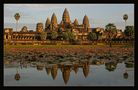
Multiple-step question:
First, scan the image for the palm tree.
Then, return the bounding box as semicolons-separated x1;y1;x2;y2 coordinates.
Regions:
123;14;128;30
14;13;20;32
105;23;117;47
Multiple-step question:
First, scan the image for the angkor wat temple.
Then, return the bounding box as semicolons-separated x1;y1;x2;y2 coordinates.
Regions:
4;8;94;45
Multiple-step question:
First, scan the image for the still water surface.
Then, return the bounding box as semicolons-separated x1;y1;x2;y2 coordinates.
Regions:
4;62;134;86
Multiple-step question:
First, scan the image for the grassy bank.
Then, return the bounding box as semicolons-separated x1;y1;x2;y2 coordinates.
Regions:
4;44;134;50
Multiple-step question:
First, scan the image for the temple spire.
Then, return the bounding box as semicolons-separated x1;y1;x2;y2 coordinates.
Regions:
62;8;71;23
51;13;58;26
83;15;90;28
36;22;43;32
73;18;79;26
45;17;51;28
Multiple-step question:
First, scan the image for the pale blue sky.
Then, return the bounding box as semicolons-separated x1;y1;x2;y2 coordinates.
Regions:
4;4;134;31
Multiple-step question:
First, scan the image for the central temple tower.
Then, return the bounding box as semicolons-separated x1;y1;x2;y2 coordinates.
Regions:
62;8;71;24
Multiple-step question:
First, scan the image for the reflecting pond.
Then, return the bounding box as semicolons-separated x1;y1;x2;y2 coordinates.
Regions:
4;61;134;86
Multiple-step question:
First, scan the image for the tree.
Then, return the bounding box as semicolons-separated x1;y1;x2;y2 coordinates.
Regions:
57;27;63;40
123;14;128;29
63;30;75;42
63;32;69;41
105;23;117;47
40;31;47;41
68;31;75;42
87;32;97;41
51;31;58;40
124;26;134;40
14;13;20;32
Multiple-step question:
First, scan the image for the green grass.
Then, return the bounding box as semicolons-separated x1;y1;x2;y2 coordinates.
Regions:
4;44;93;49
4;44;134;51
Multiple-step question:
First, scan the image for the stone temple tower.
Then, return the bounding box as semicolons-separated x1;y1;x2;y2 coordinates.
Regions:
51;13;58;26
73;18;79;26
62;8;71;24
83;15;90;29
45;17;51;31
51;13;58;30
45;17;51;28
36;22;43;32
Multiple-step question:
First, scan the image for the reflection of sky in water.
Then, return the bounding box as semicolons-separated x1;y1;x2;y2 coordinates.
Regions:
4;63;134;86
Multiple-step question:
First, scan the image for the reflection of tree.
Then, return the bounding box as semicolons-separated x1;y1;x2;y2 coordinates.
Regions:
105;62;117;72
14;69;20;81
62;65;71;85
51;65;58;80
82;62;90;78
123;71;128;79
125;62;134;68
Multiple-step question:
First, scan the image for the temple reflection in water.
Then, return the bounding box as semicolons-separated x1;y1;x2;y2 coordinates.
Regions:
51;64;58;80
62;65;71;84
44;62;91;84
11;62;90;84
6;60;134;85
45;66;51;76
72;63;79;74
82;61;90;78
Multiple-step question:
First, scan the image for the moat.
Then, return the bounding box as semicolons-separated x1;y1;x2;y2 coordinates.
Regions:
4;45;134;86
4;60;134;86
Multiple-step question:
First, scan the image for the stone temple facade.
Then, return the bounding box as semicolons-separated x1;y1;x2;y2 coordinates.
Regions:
4;8;92;44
